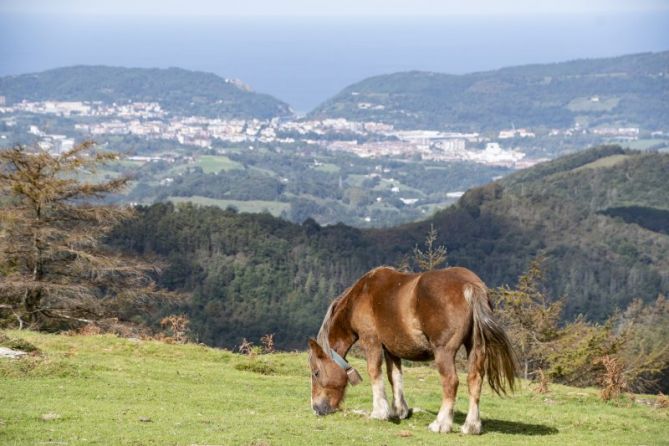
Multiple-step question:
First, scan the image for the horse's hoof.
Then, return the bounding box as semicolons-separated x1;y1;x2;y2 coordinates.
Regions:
370;412;389;420
461;420;482;435
397;406;410;420
390;404;410;420
428;421;451;433
370;408;390;420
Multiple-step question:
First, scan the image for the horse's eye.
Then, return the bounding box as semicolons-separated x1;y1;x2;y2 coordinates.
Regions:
314;370;320;377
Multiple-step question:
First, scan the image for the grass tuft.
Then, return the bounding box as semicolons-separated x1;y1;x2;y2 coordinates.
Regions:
234;359;277;375
0;331;40;353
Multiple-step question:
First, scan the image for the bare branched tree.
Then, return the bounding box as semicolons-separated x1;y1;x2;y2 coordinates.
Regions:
413;224;447;271
0;142;168;329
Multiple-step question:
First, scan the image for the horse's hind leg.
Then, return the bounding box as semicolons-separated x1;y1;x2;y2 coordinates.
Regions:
429;347;458;433
462;344;484;434
384;349;409;419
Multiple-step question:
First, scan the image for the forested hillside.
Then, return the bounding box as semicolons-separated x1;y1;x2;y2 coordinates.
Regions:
109;205;379;348
107;145;669;349
390;145;669;320
0;66;292;118
310;51;669;131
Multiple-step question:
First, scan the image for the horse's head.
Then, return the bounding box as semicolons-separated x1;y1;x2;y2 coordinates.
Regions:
308;339;362;415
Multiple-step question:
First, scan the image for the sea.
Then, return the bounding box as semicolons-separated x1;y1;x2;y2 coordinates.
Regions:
1;12;668;112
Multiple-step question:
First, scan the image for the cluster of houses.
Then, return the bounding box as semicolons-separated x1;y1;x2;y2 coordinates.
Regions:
0;99;643;168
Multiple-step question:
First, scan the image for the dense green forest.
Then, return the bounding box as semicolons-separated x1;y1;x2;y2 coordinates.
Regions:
0;66;292;119
109;204;380;349
310;51;669;131
108;145;669;349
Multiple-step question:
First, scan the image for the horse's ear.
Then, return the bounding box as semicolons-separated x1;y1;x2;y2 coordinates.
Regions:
308;339;327;360
347;368;363;385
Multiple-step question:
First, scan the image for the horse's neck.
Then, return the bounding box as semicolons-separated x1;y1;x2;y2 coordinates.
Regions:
328;303;356;357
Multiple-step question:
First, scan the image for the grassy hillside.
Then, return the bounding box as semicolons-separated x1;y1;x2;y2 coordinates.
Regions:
310;51;669;131
0;66;292;119
1;331;667;445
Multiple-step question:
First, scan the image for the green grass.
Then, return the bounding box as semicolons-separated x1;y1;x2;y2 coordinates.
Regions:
169;196;289;216
115;160;145;168
418;201;456;216
313;163;341;173
372;178;425;196
196;155;244;173
249;166;278;177
1;331;667;445
622;139;669;151
572;154;631;172
345;174;368;187
566;96;620;112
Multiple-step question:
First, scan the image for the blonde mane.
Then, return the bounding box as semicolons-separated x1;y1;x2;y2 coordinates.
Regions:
315;267;394;356
316;291;345;357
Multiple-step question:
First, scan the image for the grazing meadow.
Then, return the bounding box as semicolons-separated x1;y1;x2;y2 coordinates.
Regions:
0;331;667;445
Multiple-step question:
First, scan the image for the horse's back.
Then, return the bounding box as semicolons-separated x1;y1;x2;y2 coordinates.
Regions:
354;266;483;360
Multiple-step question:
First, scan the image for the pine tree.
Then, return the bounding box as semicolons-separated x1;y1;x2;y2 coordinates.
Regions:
491;257;563;380
413;224;447;271
0;142;165;329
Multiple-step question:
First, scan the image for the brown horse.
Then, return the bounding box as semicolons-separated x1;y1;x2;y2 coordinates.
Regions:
308;266;517;434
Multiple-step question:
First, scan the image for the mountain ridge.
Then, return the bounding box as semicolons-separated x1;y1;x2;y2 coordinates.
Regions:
309;50;669;131
3;50;668;127
0;65;293;119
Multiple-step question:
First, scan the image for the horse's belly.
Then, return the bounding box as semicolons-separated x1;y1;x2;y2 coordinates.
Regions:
381;326;433;361
390;344;434;361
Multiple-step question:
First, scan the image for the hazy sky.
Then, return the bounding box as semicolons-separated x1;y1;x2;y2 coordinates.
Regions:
1;1;668;110
2;0;669;16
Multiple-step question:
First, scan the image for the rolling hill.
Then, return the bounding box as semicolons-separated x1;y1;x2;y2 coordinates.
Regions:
309;51;669;131
108;145;669;349
0;65;292;119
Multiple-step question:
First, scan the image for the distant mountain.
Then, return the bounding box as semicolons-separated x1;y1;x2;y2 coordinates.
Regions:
109;145;669;348
0;66;292;119
310;51;669;131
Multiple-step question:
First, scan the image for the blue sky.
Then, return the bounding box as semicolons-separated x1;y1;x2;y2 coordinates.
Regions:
2;0;669;16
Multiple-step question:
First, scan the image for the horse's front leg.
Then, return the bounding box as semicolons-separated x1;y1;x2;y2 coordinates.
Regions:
366;342;390;420
429;347;458;433
384;349;409;419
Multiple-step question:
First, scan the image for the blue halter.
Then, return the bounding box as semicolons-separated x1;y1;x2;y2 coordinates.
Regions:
330;349;351;370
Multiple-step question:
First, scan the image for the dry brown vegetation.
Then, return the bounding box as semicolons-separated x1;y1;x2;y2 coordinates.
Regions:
491;257;669;398
159;314;191;344
0;142;173;330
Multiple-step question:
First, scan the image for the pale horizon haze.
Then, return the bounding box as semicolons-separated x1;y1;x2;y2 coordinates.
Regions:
1;0;668;111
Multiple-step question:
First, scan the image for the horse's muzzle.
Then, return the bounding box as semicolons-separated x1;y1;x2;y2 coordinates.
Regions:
312;401;334;416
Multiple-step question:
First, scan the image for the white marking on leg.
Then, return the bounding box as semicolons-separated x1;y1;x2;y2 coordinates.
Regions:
461;398;482;434
369;378;390;420
428;399;454;433
390;366;409;419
